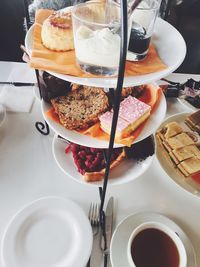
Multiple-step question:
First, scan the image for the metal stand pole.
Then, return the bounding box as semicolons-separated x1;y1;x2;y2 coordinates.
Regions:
23;0;50;136
99;0;128;256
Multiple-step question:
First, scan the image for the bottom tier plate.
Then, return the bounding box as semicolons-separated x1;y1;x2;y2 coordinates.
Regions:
52;134;154;186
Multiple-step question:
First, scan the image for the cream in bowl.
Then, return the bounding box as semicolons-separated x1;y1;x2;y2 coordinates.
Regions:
127;222;187;267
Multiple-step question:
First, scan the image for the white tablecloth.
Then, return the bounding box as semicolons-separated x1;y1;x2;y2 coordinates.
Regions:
0;62;200;267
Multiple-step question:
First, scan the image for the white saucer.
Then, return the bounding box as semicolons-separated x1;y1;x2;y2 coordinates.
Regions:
42;89;166;148
25;18;186;88
110;212;196;267
1;196;92;267
0;104;6;128
52;134;154;186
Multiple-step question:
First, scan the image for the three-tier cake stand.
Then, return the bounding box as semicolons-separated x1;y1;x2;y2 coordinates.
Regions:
23;0;186;264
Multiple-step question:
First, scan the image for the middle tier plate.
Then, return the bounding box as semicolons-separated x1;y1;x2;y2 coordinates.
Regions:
41;90;166;148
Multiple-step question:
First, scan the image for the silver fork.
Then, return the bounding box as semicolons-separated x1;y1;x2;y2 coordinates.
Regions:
88;203;100;236
87;203;100;267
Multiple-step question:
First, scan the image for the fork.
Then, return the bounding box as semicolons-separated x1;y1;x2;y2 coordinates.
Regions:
88;203;100;236
87;203;100;267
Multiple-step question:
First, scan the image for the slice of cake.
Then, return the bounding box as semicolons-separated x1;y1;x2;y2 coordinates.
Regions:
99;111;130;139
99;96;151;139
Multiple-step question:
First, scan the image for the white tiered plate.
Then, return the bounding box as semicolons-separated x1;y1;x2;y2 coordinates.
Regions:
25;18;186;87
41;89;166;148
52;134;154;186
177;97;199;112
1;197;92;267
110;212;196;267
155;112;200;198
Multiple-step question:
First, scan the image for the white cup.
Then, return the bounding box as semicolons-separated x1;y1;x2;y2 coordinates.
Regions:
127;222;187;267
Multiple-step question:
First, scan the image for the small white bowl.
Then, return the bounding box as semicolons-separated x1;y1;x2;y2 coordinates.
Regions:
127;221;187;267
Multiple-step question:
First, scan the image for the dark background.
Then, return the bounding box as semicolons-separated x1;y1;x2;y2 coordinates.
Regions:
0;0;199;74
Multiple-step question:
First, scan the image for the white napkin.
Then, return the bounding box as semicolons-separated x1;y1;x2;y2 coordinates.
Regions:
0;85;35;113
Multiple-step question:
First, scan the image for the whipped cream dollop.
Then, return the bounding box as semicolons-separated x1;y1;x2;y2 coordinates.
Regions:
75;25;120;68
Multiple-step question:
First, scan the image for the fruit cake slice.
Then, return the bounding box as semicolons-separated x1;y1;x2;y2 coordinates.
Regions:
65;143;125;182
51;86;109;130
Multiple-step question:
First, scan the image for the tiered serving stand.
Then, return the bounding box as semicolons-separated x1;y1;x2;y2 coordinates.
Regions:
24;0;186;264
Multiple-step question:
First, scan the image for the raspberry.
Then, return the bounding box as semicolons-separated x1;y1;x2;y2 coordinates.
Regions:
65;142;122;175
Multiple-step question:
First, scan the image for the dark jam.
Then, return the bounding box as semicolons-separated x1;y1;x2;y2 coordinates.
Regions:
128;27;151;54
131;228;180;267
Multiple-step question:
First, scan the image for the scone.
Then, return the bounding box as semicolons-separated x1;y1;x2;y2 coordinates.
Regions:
51;86;109;130
41;10;74;51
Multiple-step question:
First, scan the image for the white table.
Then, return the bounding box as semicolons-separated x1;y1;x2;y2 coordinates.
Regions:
0;62;200;266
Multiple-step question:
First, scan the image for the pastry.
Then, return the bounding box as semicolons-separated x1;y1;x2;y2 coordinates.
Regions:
99;96;151;138
41;10;74;51
169;145;200;164
51;86;109;130
65;143;125;182
178;157;200;177
157;121;183;141
163;132;195;152
156;120;200;177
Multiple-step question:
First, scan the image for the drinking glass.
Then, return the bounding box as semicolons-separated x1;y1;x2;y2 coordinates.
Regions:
127;0;160;61
72;1;122;76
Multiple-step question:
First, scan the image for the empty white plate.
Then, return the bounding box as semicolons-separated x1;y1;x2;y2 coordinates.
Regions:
1;196;92;267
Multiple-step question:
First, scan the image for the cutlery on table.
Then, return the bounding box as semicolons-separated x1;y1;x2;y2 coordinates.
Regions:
0;82;35;86
101;197;114;267
87;203;100;267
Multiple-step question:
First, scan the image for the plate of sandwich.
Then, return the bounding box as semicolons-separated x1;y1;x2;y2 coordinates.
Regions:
155;110;200;197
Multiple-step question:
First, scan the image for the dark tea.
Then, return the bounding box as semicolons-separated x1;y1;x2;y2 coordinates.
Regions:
128;27;151;55
131;228;180;267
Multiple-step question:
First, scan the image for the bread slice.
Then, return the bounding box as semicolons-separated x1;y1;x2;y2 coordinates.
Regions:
51;86;109;130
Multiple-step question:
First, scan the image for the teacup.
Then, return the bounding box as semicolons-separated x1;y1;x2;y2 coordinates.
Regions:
127;222;187;267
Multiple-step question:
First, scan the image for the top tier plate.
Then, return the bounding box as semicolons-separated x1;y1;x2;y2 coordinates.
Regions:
25;18;186;87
